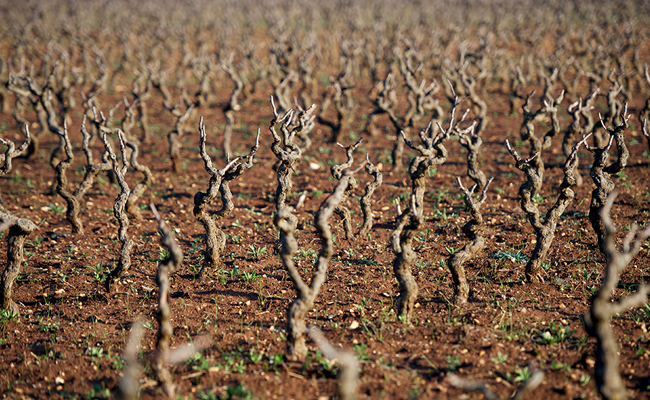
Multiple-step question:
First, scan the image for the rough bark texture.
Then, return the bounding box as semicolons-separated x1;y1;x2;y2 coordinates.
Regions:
330;139;362;240
0;127;30;206
308;327;359;400
276;170;354;361
518;89;564;195
269;97;316;230
587;107;630;256
391;196;422;324
124;138;154;221
317;82;352;143
448;177;492;306
0;214;37;314
193;117;244;277
103;131;134;293
153;76;195;174
0;128;36;313
457;122;487;191
562;89;598;158
359;155;383;237
584;193;650;400
151;205;184;397
507;135;587;282
73;117;112;207
403;93;468;216
221;52;244;159
54;122;83;233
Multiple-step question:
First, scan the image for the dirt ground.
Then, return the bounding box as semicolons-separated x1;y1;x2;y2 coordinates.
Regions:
0;76;649;400
1;3;650;400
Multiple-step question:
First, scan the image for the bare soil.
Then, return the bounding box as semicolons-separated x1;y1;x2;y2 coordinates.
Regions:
1;10;650;400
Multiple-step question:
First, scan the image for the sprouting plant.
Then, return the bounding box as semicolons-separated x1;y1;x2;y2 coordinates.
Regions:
445;355;462;372
513;365;532;383
491;352;508;364
533;321;575;344
240;270;259;283
247;245;268;260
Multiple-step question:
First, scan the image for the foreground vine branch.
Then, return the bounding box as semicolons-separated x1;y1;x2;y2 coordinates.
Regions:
151;204;184;397
584;192;650;400
116;206;207;399
308;326;359;400
449;365;544;400
276;164;362;361
448;176;492;305
116;318;144;400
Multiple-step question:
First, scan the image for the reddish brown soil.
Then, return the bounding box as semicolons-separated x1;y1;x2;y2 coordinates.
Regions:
1;13;650;400
1;80;649;400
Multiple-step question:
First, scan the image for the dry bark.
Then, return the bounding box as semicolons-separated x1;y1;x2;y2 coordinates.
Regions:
359;154;383;237
103;130;134;293
562;89;598;158
221;52;244;159
193;117;258;277
403;90;470;216
124;138;154;221
518;89;564;195
448;177;492;306
330;139;362;240
391;196;422;324
308;326;359;400
276;164;362;361
269;96;316;229
457;120;487;191
53;122;83;233
0;212;37;314
586;106;630;256
193;118;243;277
0;126;30;207
584;192;650;400
0;127;36;313
151;204;184;397
506;134;589;282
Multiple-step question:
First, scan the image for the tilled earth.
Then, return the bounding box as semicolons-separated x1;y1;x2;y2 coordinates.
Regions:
1;77;650;400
